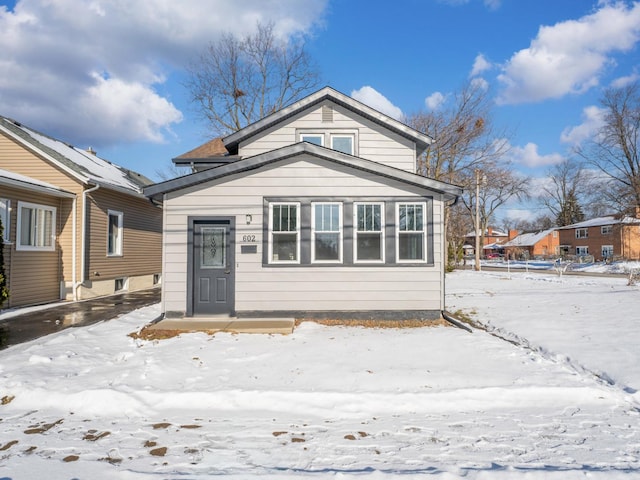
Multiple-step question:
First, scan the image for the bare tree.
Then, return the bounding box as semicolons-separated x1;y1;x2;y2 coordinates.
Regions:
579;81;640;214
538;159;591;226
406;81;511;185
459;165;530;252
185;22;321;135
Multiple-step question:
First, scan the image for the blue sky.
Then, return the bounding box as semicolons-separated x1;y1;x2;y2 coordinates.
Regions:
1;0;639;221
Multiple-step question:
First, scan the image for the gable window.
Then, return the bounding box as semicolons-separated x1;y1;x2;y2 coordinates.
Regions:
16;201;55;251
312;202;342;263
601;225;612;235
602;245;613;258
354;202;384;262
300;133;324;146
0;198;9;242
107;210;123;256
576;228;588;239
330;134;354;155
269;203;300;263
397;203;426;262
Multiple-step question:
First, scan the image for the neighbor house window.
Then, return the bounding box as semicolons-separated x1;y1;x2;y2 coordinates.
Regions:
107;210;123;256
397;203;426;262
0;198;9;242
602;245;614;258
300;133;324;146
576;228;588;239
312;202;342;263
16;201;55;251
354;202;384;262
601;225;612;235
269;203;300;263
576;246;589;255
330;134;354;155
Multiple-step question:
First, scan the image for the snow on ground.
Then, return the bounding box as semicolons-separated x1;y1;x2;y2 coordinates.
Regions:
0;272;639;479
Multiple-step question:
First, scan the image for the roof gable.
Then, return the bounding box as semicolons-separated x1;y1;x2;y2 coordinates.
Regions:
145;142;461;201
558;215;640;229
222;87;433;154
0;116;153;195
503;228;556;247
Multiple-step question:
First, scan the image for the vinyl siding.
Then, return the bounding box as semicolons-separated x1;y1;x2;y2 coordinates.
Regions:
86;188;162;281
238;101;417;173
162;155;445;315
0;185;65;307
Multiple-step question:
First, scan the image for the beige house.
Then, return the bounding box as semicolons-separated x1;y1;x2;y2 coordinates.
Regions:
0;116;162;309
145;87;461;321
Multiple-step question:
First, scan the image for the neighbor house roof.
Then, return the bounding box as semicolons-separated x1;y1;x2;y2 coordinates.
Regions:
0;168;75;198
0;116;154;196
557;215;640;229
145;142;461;201
222;86;434;155
502;228;556;248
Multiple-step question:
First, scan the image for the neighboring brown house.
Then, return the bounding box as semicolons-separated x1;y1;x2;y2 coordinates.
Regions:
463;227;510;257
502;228;559;260
557;214;640;261
0;116;162;309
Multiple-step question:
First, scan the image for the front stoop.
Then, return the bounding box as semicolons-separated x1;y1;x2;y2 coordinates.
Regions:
148;316;295;335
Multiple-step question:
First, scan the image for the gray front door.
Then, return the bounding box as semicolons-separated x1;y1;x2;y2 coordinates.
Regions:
193;219;234;315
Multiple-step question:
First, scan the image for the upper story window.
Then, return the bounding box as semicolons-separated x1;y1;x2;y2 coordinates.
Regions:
601;225;612;235
107;210;124;256
312;202;342;263
575;228;588;239
269;203;300;264
397;203;426;262
0;198;9;243
299;130;357;155
354;202;384;263
16;201;56;251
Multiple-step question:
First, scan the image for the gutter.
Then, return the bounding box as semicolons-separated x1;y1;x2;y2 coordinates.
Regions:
74;184;100;298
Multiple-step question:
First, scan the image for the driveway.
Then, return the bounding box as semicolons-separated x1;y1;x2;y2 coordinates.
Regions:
0;288;160;349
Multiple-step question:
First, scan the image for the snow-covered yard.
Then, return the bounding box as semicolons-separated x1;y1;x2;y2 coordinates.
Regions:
0;271;639;479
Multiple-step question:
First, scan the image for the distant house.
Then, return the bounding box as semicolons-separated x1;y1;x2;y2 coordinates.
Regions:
463;227;511;257
0;116;162;309
144;87;462;321
557;214;640;261
502;228;559;260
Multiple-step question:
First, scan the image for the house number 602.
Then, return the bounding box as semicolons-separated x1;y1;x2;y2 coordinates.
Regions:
242;234;256;242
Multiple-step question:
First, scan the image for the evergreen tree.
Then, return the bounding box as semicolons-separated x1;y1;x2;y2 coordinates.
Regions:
556;190;585;226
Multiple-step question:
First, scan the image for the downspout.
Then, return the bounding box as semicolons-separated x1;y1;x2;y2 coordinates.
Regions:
71;196;77;300
74;184;100;299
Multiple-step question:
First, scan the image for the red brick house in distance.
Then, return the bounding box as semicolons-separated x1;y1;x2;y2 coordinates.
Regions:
557;212;640;261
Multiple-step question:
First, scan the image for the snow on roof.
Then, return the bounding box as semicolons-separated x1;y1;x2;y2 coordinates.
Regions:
558;215;640;229
465;228;508;237
503;228;556;247
0;116;153;194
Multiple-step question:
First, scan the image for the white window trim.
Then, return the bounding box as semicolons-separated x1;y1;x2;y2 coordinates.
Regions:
16;201;56;251
268;202;301;264
575;228;588;239
601;245;614;257
330;133;355;155
299;132;325;146
576;246;589;255
311;202;343;264
107;210;124;257
396;202;427;263
0;198;10;243
601;225;612;235
353;202;385;264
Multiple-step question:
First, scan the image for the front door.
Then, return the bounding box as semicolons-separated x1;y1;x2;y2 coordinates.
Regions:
192;219;234;315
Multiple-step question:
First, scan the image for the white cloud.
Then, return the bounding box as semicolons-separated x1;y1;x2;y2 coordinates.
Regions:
611;71;640;88
560;105;606;146
0;0;328;147
506;142;565;168
351;86;403;120
497;2;640;104
425;91;447;111
471;54;492;77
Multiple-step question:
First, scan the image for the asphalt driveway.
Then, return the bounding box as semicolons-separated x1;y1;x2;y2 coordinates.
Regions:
0;288;160;350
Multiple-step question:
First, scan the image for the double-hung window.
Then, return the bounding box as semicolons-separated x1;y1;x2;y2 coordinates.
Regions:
270;203;300;263
602;245;614;258
397;203;426;262
107;210;123;256
354;202;384;262
16;201;56;251
576;228;588;239
0;198;9;242
601;225;612;235
312;202;342;263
